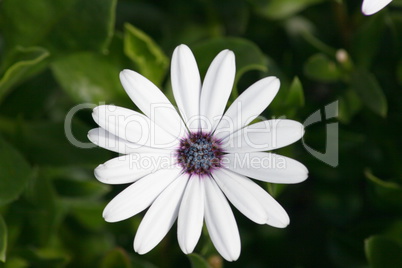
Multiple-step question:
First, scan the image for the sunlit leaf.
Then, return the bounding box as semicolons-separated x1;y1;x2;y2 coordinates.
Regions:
351;70;387;117
124;23;169;87
0;135;32;206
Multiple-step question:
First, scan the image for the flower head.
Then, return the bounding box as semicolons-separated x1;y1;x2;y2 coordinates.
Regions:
362;0;392;15
89;44;308;261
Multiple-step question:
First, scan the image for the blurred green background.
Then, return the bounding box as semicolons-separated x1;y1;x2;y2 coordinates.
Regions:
0;0;402;267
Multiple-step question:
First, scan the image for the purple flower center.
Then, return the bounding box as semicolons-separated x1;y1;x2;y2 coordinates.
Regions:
177;132;223;176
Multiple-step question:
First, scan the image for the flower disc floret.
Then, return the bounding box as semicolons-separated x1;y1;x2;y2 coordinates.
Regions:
177;132;223;175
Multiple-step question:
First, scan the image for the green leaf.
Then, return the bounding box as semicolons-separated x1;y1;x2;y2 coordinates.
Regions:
100;248;132;268
0;135;32;206
24;169;68;246
54;178;109;200
0;0;116;54
250;0;325;20
0;46;49;103
266;183;287;199
0;257;28;268
0;119;110;166
365;170;402;191
192;37;268;92
187;253;211;268
0;215;7;262
285;77;305;107
365;236;402;268
351;70;387;117
19;248;70;267
124;23;169;87
365;170;402;208
300;31;337;56
304;53;341;82
351;14;386;68
70;202;106;230
39;166;109;200
51;51;130;105
338;89;362;123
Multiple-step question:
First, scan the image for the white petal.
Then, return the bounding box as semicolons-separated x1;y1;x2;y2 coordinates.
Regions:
92;105;179;149
213;169;267;224
120;69;187;138
221;119;304;153
204;177;240;262
222;152;308;184
95;152;173;185
177;175;205;254
362;0;392;15
134;173;189;254
88;128;171;154
199;50;235;132
102;166;182;222
214;168;289;228
214;77;280;140
171;45;201;131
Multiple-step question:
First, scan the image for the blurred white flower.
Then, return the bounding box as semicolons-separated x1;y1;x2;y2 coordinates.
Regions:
89;44;308;261
362;0;392;15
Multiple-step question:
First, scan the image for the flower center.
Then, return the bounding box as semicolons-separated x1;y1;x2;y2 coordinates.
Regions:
176;132;223;176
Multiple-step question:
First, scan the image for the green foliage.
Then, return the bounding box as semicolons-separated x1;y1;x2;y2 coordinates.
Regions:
187;253;212;268
124;23;169;87
365;170;402;208
304;53;342;82
250;0;325;20
0;47;49;103
365;236;402;268
351;70;388;117
286;77;305;107
0;136;32;206
192;37;267;98
100;248;132;268
51;52;128;104
0;120;110;166
0;0;116;54
338;89;362;123
0;215;6;262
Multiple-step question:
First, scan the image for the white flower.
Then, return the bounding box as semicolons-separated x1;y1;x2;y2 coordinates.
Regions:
362;0;392;15
88;44;308;261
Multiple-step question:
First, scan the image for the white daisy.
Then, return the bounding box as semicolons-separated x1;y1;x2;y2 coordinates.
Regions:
362;0;392;15
88;44;308;261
